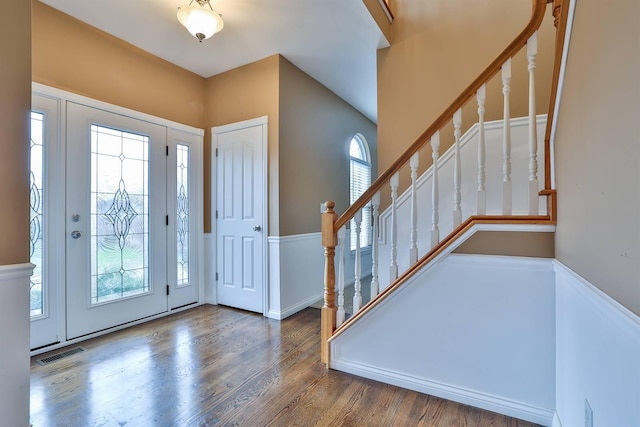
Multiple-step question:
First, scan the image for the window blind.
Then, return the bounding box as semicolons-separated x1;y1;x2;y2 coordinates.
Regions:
350;157;371;250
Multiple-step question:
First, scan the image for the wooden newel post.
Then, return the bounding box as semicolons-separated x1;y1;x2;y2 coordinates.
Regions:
321;201;338;366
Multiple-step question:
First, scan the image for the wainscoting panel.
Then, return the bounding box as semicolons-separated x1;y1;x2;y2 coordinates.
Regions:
0;263;34;427
331;254;556;425
267;232;374;320
267;233;324;320
554;261;640;427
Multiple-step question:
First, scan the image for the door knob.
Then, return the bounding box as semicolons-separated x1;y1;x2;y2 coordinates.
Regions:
253;225;262;232
71;230;82;239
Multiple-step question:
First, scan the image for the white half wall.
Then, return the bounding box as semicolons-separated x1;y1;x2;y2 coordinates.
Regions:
0;263;33;427
330;254;556;425
267;232;373;319
554;261;640;427
267;233;324;319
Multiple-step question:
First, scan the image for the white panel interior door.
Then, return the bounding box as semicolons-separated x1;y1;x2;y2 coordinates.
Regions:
215;119;266;313
66;102;168;339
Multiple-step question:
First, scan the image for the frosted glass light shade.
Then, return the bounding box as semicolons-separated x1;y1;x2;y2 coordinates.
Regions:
177;4;224;42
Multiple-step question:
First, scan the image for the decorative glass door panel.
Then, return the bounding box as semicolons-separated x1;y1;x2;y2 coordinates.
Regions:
167;129;200;309
90;125;150;304
176;143;190;287
30;112;45;317
66;103;167;340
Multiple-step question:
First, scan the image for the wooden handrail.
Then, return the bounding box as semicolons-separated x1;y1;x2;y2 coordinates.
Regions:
329;213;556;342
334;0;549;232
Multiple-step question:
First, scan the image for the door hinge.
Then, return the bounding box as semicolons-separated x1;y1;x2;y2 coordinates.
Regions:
166;146;169;156
166;215;169;226
166;285;170;295
215;210;218;219
215;272;218;281
215;148;218;157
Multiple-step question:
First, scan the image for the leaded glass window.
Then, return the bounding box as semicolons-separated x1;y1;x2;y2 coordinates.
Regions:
30;112;45;317
177;144;190;286
90;125;149;304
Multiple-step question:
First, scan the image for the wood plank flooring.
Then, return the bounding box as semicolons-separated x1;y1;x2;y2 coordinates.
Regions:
30;306;540;426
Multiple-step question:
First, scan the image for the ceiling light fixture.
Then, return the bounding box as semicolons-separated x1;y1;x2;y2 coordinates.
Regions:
177;0;224;42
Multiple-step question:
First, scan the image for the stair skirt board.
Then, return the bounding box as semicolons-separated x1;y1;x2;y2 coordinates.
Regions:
330;359;556;426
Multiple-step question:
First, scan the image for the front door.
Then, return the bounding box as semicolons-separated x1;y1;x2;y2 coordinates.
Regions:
65;103;168;339
214;117;267;313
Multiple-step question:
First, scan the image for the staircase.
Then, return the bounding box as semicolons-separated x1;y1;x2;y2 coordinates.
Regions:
319;0;569;424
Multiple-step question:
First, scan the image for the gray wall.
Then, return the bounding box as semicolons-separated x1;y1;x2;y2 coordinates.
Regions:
279;56;378;236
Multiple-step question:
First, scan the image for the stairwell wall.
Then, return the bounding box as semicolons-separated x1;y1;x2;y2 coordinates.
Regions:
554;0;640;317
278;56;378;236
376;0;556;178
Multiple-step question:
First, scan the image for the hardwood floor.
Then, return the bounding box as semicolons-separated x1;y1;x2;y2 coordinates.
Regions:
30;306;540;426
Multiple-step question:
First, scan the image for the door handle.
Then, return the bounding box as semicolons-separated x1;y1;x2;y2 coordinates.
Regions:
253;225;262;232
71;230;82;239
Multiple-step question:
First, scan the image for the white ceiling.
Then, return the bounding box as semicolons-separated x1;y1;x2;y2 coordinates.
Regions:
39;0;389;123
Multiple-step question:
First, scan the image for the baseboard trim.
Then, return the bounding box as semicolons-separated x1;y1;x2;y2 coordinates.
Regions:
202;296;217;305
331;359;555;426
268;292;323;320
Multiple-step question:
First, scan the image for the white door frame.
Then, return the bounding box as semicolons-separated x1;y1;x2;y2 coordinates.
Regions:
211;116;269;315
30;83;205;355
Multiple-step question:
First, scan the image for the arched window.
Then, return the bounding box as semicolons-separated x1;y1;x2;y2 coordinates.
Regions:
349;134;372;250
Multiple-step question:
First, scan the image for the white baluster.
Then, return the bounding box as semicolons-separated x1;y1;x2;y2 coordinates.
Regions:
389;172;399;281
336;226;346;327
370;191;380;299
502;58;512;215
476;84;487;215
353;209;362;313
409;153;419;264
527;32;539;215
431;131;440;247
453;109;462;227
